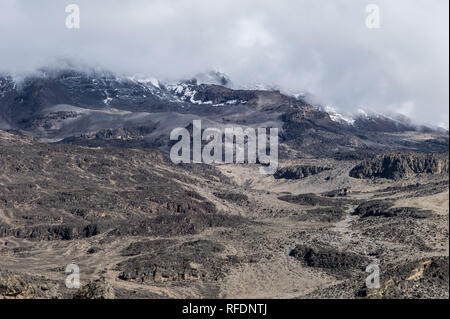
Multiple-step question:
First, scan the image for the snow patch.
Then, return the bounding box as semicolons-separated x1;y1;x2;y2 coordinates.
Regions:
324;105;355;125
167;83;212;105
103;90;113;105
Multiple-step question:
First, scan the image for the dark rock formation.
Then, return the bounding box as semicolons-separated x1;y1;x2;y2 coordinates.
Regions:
354;201;433;219
350;152;449;179
274;165;331;179
303;207;346;222
0;131;246;242
107;213;246;238
289;245;369;277
116;240;228;283
279;193;353;206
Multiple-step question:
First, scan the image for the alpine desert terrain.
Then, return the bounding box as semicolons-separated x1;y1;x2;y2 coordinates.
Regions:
0;70;448;299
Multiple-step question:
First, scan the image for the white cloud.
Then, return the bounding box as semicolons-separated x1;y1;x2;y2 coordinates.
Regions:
0;0;448;127
234;17;274;48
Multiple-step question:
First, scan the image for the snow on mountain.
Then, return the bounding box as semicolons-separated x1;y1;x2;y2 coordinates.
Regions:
166;82;213;105
323;105;355;125
1;69;446;136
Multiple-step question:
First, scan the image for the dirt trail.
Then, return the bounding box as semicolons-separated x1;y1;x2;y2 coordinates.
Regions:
332;207;359;246
332;206;379;266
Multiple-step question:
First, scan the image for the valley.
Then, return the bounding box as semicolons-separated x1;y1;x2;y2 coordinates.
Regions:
0;70;448;299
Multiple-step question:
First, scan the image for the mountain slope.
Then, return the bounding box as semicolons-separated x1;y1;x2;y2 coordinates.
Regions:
0;69;448;158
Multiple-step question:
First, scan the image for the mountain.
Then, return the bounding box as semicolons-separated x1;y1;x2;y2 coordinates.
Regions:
0;68;448;299
0;69;448;158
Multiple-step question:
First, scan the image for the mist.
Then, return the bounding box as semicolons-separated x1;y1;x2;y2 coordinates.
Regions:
0;0;448;128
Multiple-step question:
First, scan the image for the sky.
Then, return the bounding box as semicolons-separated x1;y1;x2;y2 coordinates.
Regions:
0;0;448;128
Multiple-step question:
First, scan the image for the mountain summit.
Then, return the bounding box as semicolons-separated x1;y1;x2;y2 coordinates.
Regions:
0;69;447;158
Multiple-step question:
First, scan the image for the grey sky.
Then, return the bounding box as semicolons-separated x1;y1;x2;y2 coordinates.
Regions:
0;0;448;128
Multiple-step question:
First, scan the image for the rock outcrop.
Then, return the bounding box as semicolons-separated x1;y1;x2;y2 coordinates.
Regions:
289;245;369;277
279;193;353;206
358;257;449;298
349;152;449;179
73;277;115;299
353;201;433;219
0;271;60;299
274;165;331;180
116;240;228;283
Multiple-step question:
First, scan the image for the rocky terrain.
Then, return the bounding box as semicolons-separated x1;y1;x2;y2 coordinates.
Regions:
274;165;331;180
0;69;448;299
0;129;448;299
1;70;448;158
350;153;448;180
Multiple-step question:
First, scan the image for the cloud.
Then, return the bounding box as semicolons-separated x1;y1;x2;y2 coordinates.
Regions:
234;17;274;48
0;0;448;127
